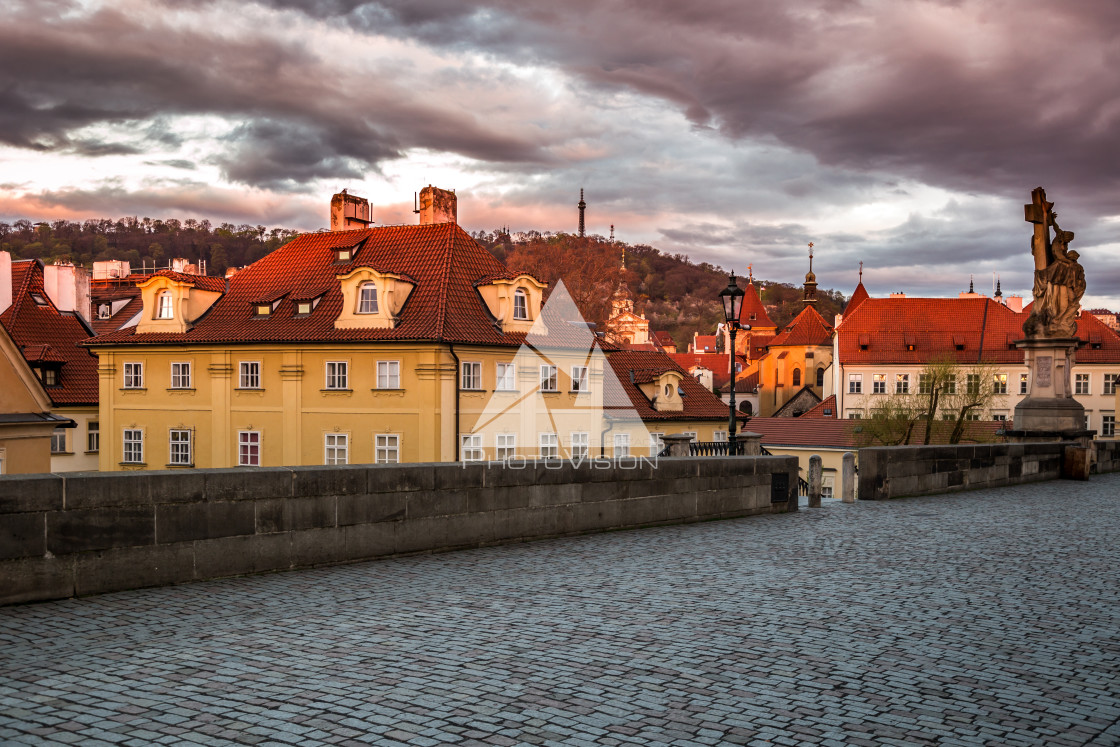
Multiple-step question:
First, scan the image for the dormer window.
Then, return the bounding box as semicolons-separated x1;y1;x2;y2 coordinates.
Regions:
358;283;378;314
297;302;312;315
256;305;272;317
38;367;59;387
513;289;528;320
98;304;111;319
156;291;173;319
337;249;352;262
31;294;47;306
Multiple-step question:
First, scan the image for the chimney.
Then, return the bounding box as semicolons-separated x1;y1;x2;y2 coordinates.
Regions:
889;292;906;298
418;185;457;225
43;262;92;325
330;190;373;231
1005;295;1024;313
0;251;12;316
93;260;131;280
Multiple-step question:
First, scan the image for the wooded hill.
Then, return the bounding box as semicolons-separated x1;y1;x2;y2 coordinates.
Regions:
0;218;847;349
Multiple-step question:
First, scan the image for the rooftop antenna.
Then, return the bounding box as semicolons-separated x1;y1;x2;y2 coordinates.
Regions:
578;188;586;238
969;274;975;294
748;264;753;284
609;224;614;241
859;260;863;283
412;192;419;216
808;242;814;273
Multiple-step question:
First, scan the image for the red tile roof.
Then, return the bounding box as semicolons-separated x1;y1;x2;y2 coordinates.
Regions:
845;282;869;314
837;296;1120;365
1;261;98;406
770;305;833;347
669;352;751;390
86;223;533;348
606;349;737;422
690;334;718;353
802;394;837;419
739;281;775;329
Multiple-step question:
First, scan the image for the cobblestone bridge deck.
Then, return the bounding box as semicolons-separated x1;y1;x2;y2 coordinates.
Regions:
3;475;1120;746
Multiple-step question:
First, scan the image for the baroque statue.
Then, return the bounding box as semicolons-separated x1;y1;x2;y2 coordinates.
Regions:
1022;187;1086;339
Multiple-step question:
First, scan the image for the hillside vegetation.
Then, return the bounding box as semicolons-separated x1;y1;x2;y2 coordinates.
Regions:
0;218;847;349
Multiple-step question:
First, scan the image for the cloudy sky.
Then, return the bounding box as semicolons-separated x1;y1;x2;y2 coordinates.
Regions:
2;0;1119;305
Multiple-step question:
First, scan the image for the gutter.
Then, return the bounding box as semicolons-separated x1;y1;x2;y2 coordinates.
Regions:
447;343;461;462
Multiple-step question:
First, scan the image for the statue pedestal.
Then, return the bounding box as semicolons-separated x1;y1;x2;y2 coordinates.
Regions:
1007;337;1093;443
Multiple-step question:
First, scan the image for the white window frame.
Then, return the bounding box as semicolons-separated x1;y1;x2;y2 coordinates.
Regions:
169;429;192;466
1105;374;1119;396
613;433;631;457
1103;414;1116;437
1020;373;1029;394
496;433;517;461
358;283;378;314
87;421;99;453
496;363;516;391
325;433;349;465
848;373;862;394
377;360;400;389
650;432;665;454
123;429;144;464
539;432;559;459
97;303;111;320
872;373;886;394
540;365;558;392
238;431;260;466
50;427;67;454
123;362;144;389
846;410;863;420
896;374;909;394
325;361;349;390
993;373;1008;395
461;434;484;462
170;361;192;389
156;291;173;319
375;434;400;464
966;373;981;396
570;432;589;461
239;361;261;389
461;361;482;390
571;365;589;393
1075;373;1091;395
713;430;728;442
513;288;528;320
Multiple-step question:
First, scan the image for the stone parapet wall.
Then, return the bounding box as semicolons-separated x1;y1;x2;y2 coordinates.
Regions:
1;456;797;605
1092;440;1120;474
858;442;1078;500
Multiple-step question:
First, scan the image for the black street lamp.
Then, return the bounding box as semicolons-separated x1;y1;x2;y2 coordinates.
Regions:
719;273;748;452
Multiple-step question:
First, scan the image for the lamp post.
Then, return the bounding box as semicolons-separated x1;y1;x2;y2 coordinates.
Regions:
719;273;747;452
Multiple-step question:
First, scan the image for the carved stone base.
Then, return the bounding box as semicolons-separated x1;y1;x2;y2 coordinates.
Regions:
1013;337;1085;433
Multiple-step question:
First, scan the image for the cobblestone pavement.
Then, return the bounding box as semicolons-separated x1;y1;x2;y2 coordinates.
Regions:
3;476;1120;747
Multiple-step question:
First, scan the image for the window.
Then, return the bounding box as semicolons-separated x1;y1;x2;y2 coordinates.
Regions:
123;362;143;389
570;432;589;460
713;430;728;442
325;433;349;465
944;375;956;395
496;363;516;391
1103;415;1116;437
872;374;886;394
169;429;192;465
375;435;399;464
513;289;528;320
540;365;558;392
40;368;58;387
919;374;932;395
296;301;312;315
822;483;834;499
846;410;863;420
123;429;143;463
941;412;955;421
1105;374;1119;396
238;431;260;466
966;411;981;421
1020;373;1029;394
255;305;271;317
1075;373;1090;395
967;373;981;396
170;362;191;389
649;432;665;454
325;361;349;390
461;361;482;390
239;361;261;389
613;433;630;457
98;303;111;319
993;413;1008;422
50;427;67;454
377;361;400;389
87;422;99;453
792;368;801;387
337;248;352;262
848;373;862;394
539;432;559;458
496;433;517;461
896;374;909;394
571;365;589;392
358;283;378;314
816;368;825;387
156;291;173;319
461;434;484;462
993;373;1008;395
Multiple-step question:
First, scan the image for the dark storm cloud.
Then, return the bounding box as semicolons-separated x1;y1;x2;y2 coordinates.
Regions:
0;0;551;190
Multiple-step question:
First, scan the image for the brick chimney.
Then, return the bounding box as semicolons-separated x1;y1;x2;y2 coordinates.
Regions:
330;190;373;231
0;251;11;316
43;262;92;326
418;185;457;225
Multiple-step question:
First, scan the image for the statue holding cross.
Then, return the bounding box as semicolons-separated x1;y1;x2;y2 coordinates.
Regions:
1022;187;1085;339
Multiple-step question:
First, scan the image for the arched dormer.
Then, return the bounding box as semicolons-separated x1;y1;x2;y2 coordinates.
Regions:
475;274;546;333
335;266;415;330
636;369;685;412
135;274;223;334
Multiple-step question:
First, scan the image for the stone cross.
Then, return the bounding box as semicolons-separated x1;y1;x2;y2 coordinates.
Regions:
1025;186;1054;272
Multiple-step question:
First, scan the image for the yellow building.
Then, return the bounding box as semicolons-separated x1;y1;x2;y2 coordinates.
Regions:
87;189;734;469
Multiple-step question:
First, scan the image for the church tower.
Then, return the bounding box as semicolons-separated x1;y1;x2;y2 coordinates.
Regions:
577;188;586;238
803;242;818;307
